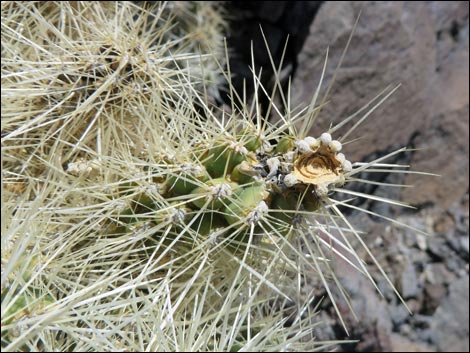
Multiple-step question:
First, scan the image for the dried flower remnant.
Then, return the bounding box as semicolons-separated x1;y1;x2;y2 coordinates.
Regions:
289;134;350;198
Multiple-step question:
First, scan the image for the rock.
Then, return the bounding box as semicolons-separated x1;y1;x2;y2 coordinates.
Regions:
283;2;469;351
389;332;434;352
445;194;470;259
378;277;398;303
433;211;456;235
423;282;447;314
445;255;466;274
459;236;469;257
223;1;323;113
427;235;451;261
424;262;454;286
445;231;469;259
389;303;409;327
431;276;469;352
292;1;469;209
401;260;419;299
452;193;469;235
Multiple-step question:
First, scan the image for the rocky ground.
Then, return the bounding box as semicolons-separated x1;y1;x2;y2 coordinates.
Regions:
223;1;468;351
290;1;469;352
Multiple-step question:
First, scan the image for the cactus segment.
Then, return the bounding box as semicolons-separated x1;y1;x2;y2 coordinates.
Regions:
190;211;228;236
274;135;295;154
230;161;259;184
117;130;349;254
190;177;238;210
223;183;269;225
201;141;255;178
120;131;349;242
118;193;155;224
165;175;200;195
237;129;263;152
302;189;323;213
2;289;55;326
165;166;207;196
271;192;301;225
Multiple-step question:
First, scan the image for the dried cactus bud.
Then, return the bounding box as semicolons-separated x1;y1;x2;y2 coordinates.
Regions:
329;140;342;152
295;139;312;154
336;152;346;164
283;151;296;164
304;136;318;147
319;132;332;145
283;173;299;187
341;160;353;173
266;157;281;178
291;143;342;186
315;183;329;198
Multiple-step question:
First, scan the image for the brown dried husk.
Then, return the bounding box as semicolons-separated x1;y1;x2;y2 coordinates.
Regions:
292;145;342;185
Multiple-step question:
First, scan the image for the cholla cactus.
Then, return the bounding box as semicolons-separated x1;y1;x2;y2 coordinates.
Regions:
1;1;433;352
